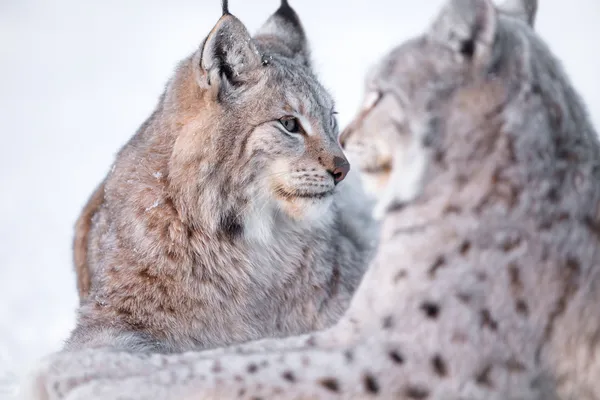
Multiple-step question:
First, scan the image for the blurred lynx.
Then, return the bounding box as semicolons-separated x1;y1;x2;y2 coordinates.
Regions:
67;0;376;353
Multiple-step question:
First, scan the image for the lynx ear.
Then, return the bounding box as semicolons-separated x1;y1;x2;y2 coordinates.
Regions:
254;0;310;66
428;0;497;66
198;11;261;89
498;0;537;27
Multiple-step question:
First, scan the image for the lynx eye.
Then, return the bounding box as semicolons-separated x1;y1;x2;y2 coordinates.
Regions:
331;112;339;130
279;117;300;133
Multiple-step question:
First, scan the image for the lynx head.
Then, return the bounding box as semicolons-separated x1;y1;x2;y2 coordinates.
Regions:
164;1;348;238
341;0;591;219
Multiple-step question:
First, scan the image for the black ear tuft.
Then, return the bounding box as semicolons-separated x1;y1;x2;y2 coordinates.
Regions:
221;0;229;16
254;1;311;66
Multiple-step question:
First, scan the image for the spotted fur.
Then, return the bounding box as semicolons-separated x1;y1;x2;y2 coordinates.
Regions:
27;0;600;399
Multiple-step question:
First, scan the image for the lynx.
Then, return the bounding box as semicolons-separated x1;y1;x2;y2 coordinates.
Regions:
28;0;600;399
64;0;376;354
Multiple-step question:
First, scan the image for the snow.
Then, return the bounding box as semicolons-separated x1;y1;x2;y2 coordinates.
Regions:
0;0;598;397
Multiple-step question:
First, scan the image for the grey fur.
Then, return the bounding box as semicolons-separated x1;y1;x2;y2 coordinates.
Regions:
62;3;376;355
498;0;537;26
254;0;311;66
25;0;600;399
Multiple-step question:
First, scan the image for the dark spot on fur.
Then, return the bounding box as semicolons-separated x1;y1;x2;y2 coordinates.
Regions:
387;201;407;213
382;315;394;329
305;336;317;347
389;350;405;364
460;39;475;57
247;363;258;373
547;187;560;203
165;248;182;263
459;240;471;255
456;293;471;304
434;150;445;165
344;350;354;363
501;236;522;252
156;282;169;296
115;306;133;317
566;257;580;273
238;388;246;397
508;262;523;292
538;219;553;231
584;215;600;238
516;299;529;315
475;365;493;388
421;302;440;319
234;375;243;382
282;371;295;382
301;356;310;367
260;360;268;368
405;385;430;399
394;270;408;283
451;331;468;344
138;267;157;283
219;211;243;240
443;204;461;214
431;354;448;377
319;378;339;392
211;361;222;373
480;309;498;331
506;358;526;372
428;255;446;278
363;374;379;394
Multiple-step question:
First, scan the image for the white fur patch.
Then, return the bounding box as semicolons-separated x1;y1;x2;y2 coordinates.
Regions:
373;139;427;220
244;201;276;246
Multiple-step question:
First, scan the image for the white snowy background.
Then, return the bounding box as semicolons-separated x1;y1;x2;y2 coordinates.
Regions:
0;0;598;397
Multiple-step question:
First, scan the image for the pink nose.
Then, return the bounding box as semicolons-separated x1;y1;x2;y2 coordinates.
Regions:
329;156;350;185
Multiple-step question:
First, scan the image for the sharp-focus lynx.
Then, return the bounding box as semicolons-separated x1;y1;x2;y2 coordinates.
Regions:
65;0;376;353
28;0;600;399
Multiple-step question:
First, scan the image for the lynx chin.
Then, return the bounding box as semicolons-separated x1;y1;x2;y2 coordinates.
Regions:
66;0;377;354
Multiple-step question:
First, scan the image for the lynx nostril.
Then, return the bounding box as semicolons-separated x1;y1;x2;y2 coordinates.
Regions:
329;156;350;185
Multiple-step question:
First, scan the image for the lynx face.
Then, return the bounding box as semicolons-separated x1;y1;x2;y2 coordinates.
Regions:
340;0;543;219
230;58;348;222
166;4;351;239
339;42;451;218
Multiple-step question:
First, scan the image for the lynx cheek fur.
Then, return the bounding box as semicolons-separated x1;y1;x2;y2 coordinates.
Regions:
65;1;376;353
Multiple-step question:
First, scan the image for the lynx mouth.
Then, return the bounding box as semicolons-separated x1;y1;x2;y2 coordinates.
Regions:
294;191;334;199
360;161;392;175
275;187;334;200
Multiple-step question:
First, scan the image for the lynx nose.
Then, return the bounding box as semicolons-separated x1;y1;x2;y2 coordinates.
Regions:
329;156;350;185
